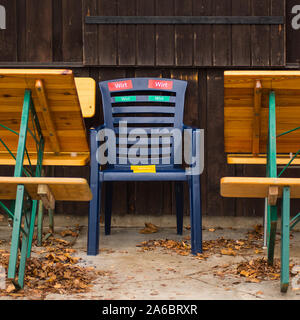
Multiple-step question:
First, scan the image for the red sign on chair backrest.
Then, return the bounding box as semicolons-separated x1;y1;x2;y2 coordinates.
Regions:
108;80;133;92
148;80;173;90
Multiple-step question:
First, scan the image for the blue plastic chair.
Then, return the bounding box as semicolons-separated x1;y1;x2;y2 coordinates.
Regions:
88;78;202;256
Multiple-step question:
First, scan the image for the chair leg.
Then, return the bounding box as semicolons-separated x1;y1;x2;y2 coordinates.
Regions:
87;180;101;256
175;182;184;235
281;187;290;293
189;175;202;255
105;182;113;236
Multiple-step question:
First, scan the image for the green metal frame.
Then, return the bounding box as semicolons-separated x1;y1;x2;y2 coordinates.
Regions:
0;90;45;289
265;90;300;293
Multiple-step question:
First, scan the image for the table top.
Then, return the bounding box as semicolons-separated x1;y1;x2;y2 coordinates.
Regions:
0;69;95;163
224;70;300;154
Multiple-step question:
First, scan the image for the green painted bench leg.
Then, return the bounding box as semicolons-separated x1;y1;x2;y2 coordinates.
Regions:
17;204;32;289
7;185;25;282
267;91;278;266
268;205;278;266
37;200;44;247
27;200;38;258
281;186;290;293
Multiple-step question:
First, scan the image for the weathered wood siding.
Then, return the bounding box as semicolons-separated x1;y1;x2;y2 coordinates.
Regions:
1;0;300;218
0;0;286;67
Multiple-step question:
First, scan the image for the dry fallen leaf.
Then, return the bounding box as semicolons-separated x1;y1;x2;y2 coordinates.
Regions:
6;284;16;293
139;223;159;234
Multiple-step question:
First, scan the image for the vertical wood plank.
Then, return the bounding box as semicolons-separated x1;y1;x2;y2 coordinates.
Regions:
251;0;271;66
26;0;53;62
199;70;208;216
270;0;285;66
16;0;26;62
156;0;175;66
62;0;83;62
52;0;63;62
98;0;118;66
0;0;17;62
232;0;251;66
206;70;235;216
213;0;232;66
83;0;98;65
174;0;193;66
118;0;136;66
136;0;155;66
193;0;213;67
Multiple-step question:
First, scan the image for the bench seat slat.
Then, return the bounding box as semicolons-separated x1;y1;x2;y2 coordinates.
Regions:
221;177;300;199
0;177;92;201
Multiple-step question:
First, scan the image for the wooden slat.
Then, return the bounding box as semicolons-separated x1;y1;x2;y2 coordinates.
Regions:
232;0;251;66
37;184;55;210
252;80;262;155
155;0;175;66
270;0;285;66
82;0;98;65
0;153;89;166
0;177;92;201
137;0;155;66
118;0;136;66
26;0;52;62
52;0;63;62
75;77;96;117
62;0;83;62
213;0;231;67
227;154;300;165
35;79;61;154
251;0;270;67
175;0;193;66
98;0;117;65
207;69;234;217
221;177;300;199
193;0;213;66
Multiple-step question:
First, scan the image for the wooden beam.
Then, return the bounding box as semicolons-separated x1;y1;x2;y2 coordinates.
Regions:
37;184;55;210
35;80;61;154
268;186;279;206
252;80;262;156
85;16;285;25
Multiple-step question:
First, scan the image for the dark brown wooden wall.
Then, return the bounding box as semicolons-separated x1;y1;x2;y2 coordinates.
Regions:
52;67;300;219
1;0;300;218
0;0;286;67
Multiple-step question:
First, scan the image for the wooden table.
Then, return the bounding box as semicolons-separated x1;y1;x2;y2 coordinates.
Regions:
0;69;95;288
222;70;300;292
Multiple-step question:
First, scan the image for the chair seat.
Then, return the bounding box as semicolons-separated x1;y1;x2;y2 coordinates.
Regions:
100;168;188;182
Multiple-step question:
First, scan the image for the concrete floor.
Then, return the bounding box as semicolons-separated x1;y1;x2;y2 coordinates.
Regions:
0;217;300;300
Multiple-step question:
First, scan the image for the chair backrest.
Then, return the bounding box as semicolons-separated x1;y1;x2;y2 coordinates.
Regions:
99;78;187;167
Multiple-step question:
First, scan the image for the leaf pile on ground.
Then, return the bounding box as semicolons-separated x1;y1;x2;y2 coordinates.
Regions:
235;257;282;283
0;231;112;299
137;225;264;260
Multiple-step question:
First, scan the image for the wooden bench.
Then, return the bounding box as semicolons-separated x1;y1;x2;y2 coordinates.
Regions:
0;69;95;289
221;71;300;292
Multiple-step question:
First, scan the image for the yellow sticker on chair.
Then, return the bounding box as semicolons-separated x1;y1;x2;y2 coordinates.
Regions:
131;165;156;173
